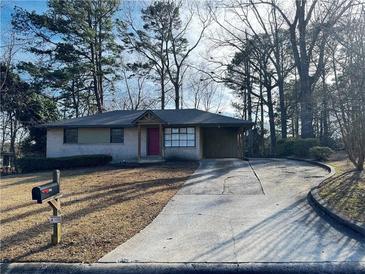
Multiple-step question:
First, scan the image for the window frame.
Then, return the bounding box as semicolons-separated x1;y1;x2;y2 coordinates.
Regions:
110;128;124;144
63;128;78;144
164;127;196;148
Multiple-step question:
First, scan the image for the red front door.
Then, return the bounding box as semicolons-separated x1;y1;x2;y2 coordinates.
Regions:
147;128;160;156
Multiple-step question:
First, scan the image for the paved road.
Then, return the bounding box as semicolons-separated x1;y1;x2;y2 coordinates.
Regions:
100;159;365;263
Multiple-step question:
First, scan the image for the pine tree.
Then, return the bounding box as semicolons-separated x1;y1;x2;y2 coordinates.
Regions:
12;0;122;114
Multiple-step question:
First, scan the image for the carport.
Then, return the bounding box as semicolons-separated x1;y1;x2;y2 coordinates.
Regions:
202;127;245;159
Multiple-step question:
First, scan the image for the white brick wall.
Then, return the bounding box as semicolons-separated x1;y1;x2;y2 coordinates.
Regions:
46;128;147;162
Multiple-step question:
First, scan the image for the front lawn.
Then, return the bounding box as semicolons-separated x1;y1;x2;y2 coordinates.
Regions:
0;161;198;263
318;152;365;223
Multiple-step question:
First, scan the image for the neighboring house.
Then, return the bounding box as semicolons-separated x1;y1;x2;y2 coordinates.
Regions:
44;109;253;161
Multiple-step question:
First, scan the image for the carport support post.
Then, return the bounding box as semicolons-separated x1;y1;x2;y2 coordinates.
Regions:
49;170;61;245
239;127;245;159
137;124;141;161
159;124;163;158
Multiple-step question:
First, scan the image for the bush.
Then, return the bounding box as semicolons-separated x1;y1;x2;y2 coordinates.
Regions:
276;137;296;156
16;154;112;173
292;138;319;157
276;138;319;157
309;146;334;161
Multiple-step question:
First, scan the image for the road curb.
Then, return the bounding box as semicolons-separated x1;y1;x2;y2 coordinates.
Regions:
1;262;365;274
286;157;365;237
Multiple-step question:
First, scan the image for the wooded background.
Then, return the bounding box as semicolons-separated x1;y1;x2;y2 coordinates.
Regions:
1;0;364;170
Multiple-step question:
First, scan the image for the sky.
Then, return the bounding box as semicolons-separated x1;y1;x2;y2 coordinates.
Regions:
1;0;47;42
0;0;239;115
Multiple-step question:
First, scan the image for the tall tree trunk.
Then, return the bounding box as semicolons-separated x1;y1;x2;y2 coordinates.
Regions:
88;11;102;113
243;88;247;120
70;80;79;118
293;71;300;138
278;77;287;139
92;55;102;113
299;73;314;138
290;0;314;138
295;114;299;138
174;83;180;109
98;18;104;110
272;6;287;139
9;115;17;155
160;69;165;110
259;79;265;155
267;86;276;154
322;105;329;141
318;117;322;138
98;60;103;109
1;115;6;152
246;58;253;156
321;73;329;144
298;12;314;138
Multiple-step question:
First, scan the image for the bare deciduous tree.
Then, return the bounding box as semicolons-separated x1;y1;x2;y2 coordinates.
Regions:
121;0;210;109
330;4;365;170
257;0;354;138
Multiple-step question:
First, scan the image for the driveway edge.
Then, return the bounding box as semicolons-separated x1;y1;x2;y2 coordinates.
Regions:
308;187;365;237
2;262;365;274
286;157;365;237
285;157;336;180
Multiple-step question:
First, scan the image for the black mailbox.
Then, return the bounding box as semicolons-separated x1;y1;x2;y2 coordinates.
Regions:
32;181;60;204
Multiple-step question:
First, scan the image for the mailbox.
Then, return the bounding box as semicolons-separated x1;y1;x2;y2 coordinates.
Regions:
32;181;60;204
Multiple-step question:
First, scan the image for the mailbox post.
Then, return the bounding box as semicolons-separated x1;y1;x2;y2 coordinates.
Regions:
50;170;61;245
31;169;62;245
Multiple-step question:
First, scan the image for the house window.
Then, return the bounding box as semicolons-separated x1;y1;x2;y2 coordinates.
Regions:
64;128;78;144
110;128;124;143
164;127;195;147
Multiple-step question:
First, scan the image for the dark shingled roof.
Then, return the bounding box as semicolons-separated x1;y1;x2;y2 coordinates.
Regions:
44;109;254;128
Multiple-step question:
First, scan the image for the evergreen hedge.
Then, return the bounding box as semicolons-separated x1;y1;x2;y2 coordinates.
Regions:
277;138;319;157
16;154;112;173
309;146;334;161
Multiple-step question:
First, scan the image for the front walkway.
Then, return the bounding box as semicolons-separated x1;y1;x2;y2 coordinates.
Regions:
100;159;365;263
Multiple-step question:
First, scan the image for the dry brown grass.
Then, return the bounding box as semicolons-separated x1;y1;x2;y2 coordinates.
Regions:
0;162;198;263
318;151;365;223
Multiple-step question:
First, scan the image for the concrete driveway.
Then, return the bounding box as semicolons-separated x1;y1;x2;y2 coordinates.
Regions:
100;159;365;263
